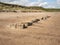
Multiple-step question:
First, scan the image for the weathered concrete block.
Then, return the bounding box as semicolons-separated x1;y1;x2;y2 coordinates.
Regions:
27;22;33;26
32;19;40;23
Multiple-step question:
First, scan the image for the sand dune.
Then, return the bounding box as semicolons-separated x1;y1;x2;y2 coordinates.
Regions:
0;12;60;45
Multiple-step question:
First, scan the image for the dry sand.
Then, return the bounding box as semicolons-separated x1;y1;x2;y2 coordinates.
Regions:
0;12;60;45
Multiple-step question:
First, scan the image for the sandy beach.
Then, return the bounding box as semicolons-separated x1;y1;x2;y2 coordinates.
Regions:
0;12;60;45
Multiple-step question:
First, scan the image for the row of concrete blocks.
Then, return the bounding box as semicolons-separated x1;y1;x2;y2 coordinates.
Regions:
22;16;51;29
7;19;40;29
7;16;51;29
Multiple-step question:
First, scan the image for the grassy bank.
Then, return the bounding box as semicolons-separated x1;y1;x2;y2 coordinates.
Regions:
0;2;60;12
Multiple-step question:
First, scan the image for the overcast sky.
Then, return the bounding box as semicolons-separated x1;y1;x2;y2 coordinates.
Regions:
0;0;60;8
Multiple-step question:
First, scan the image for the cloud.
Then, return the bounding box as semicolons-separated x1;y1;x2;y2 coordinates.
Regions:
0;0;11;2
57;0;60;4
38;2;48;6
9;0;29;5
23;0;48;6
